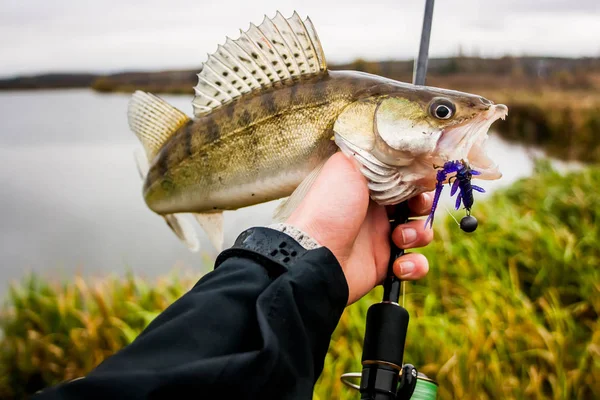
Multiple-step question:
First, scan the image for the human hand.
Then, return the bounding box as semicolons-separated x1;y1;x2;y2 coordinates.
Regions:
286;152;434;305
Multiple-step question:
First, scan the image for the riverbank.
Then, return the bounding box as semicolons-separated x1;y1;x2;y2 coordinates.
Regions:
2;57;599;162
3;57;595;92
2;161;598;399
488;90;600;163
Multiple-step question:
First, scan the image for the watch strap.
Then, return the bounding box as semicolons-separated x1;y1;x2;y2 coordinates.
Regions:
215;227;310;278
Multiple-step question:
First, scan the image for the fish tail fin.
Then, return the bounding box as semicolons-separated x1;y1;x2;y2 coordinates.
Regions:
129;95;199;252
128;90;190;159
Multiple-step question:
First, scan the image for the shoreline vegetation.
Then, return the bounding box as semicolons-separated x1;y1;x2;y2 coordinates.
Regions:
1;57;598;399
1;161;598;399
3;56;599;164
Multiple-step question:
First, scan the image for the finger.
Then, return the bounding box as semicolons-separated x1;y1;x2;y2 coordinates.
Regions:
385;192;432;217
391;219;434;249
407;192;433;217
393;253;429;280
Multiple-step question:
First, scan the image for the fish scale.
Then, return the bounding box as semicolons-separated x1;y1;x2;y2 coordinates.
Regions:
127;12;507;251
145;73;369;214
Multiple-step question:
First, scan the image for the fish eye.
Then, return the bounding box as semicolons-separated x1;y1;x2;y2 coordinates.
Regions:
435;105;452;119
429;98;456;120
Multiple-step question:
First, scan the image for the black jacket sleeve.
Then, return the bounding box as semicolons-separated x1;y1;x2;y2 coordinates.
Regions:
34;233;349;399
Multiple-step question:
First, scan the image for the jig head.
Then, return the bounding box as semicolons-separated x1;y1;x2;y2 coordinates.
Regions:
425;160;485;232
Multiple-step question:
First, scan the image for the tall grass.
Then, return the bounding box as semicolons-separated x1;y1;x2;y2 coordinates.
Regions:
0;273;194;399
316;161;600;399
1;161;599;399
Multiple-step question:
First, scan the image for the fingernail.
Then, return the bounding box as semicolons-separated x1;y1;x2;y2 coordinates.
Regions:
422;192;433;208
399;261;415;277
402;228;418;244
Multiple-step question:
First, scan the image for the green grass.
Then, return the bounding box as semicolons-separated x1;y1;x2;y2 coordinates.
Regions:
316;160;600;399
1;161;599;399
0;273;196;399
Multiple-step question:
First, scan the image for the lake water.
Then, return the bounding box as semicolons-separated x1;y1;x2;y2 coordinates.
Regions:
0;89;548;295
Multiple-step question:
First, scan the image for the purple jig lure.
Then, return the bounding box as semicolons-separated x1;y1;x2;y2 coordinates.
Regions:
425;160;485;231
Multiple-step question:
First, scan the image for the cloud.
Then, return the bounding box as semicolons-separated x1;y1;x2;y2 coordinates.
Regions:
0;0;598;76
502;0;600;12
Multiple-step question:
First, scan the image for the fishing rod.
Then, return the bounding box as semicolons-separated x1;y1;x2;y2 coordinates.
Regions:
341;1;438;399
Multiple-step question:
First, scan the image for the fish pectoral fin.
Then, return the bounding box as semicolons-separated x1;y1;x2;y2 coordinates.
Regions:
194;212;224;252
164;214;200;252
128;91;190;159
273;160;327;222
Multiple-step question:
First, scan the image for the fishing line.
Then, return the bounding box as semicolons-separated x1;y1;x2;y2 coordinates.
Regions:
444;203;461;227
402;281;406;308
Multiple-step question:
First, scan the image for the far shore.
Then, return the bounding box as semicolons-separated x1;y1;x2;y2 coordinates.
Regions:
2;56;599;94
2;56;600;163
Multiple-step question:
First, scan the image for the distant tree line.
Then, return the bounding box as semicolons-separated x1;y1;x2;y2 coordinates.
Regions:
1;56;599;92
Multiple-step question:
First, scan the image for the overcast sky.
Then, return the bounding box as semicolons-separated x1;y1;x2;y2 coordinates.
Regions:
1;0;599;77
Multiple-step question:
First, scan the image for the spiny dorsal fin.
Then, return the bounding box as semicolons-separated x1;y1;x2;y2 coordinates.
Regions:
128;91;190;159
192;11;327;117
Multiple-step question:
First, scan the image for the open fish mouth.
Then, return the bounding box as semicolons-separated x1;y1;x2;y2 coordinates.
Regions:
436;103;508;180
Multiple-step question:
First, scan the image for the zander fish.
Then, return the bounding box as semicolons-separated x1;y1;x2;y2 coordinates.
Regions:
128;11;508;251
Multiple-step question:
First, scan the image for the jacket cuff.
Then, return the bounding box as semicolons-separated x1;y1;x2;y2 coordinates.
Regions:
290;246;349;309
215;227;312;278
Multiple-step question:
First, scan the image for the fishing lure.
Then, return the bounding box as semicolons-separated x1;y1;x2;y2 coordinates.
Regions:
425;160;485;232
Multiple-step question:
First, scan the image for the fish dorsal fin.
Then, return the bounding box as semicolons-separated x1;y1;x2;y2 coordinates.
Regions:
128;91;190;159
192;11;327;117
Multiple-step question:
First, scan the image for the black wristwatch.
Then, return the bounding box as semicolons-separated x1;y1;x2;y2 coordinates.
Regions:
215;227;314;278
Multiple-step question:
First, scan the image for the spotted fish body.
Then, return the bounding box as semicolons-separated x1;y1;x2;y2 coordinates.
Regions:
145;72;374;214
128;12;508;251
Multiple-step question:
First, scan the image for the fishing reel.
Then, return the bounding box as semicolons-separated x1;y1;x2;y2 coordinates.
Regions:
339;280;438;400
340;203;438;400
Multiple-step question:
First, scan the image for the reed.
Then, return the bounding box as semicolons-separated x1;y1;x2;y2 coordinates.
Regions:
0;273;195;399
315;160;600;399
1;161;599;399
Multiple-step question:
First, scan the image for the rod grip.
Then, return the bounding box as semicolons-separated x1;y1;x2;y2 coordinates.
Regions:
362;303;410;367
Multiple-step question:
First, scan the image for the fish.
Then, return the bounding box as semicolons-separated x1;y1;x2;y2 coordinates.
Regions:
127;11;508;251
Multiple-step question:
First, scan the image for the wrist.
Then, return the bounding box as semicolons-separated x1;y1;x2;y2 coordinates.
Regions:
268;223;322;250
284;214;333;255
